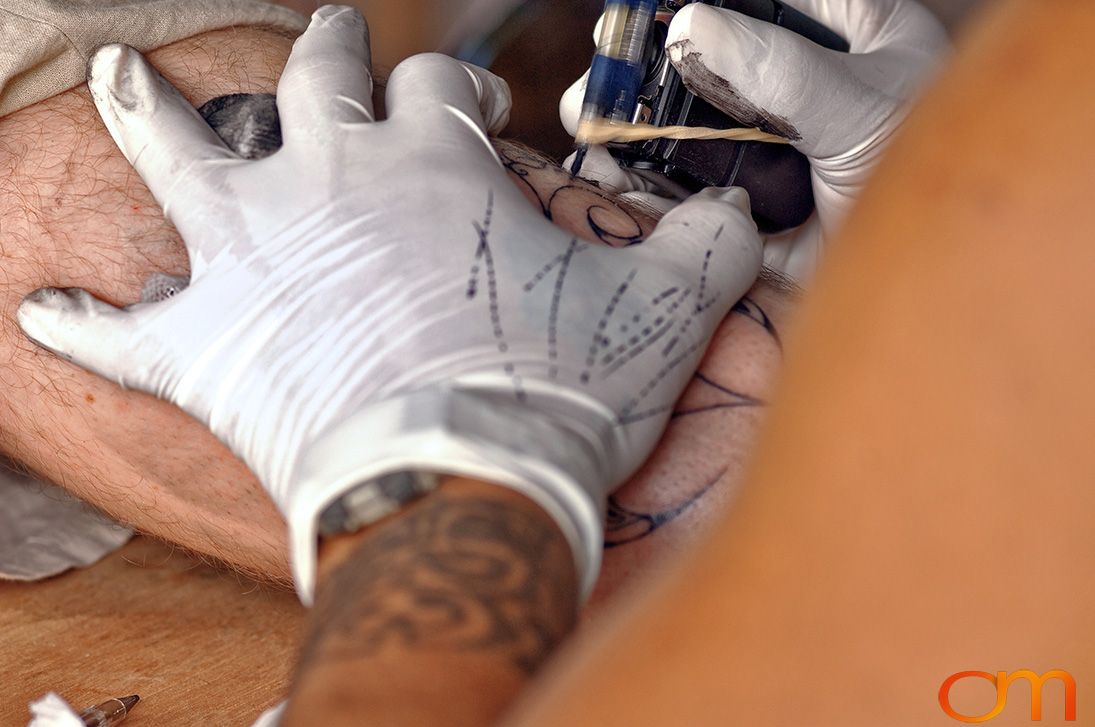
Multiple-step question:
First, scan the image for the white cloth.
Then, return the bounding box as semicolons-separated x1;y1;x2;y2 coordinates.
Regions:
0;465;132;581
27;693;83;727
0;0;307;117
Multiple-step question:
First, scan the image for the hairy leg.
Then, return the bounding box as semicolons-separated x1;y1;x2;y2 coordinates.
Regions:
0;27;297;582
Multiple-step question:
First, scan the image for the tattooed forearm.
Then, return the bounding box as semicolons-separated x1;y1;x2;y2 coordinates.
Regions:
301;481;578;676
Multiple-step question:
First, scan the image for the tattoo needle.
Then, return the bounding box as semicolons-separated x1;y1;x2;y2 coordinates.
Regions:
570;145;588;176
78;695;139;727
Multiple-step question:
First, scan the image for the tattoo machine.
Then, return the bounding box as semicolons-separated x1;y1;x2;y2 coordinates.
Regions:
571;0;849;232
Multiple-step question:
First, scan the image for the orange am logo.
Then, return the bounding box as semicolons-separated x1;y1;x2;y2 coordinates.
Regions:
939;670;1076;723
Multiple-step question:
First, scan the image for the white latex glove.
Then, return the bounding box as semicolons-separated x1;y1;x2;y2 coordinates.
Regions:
561;0;949;282
17;6;763;603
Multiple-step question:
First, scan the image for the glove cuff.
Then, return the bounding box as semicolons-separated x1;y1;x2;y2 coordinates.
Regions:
285;385;612;605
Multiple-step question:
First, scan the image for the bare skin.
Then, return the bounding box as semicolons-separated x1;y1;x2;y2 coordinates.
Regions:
0;25;790;613
0;27;295;583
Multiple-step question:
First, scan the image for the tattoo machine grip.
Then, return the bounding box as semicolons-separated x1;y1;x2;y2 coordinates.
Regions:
625;0;850;232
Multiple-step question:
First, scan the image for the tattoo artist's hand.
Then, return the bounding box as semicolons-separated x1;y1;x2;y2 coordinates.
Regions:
17;4;762;603
560;0;949;282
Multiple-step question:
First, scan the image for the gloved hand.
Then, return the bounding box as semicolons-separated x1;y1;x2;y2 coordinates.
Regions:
561;0;949;282
17;5;763;603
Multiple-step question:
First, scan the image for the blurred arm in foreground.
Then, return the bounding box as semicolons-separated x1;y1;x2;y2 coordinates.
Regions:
509;2;1095;725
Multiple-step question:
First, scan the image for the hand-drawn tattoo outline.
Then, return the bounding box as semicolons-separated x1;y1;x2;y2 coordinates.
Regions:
673;372;764;418
733;296;782;349
522;237;584;380
605;467;727;547
617;250;720;424
467;191;528;400
607;297;781;546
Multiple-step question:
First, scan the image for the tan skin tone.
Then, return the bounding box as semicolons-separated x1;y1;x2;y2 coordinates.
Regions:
505;1;1095;725
1;23;788;725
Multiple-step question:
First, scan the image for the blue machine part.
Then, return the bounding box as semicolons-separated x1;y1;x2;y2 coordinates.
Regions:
580;0;659;124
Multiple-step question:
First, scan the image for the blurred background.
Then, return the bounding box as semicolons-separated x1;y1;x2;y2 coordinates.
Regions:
282;0;987;159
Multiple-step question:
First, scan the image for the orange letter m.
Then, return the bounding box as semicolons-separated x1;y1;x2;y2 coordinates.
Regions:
999;670;1076;721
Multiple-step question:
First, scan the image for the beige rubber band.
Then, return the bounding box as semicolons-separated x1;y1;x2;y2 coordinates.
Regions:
575;120;790;146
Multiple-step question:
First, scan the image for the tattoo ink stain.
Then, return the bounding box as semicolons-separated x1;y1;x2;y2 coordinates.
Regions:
198;93;283;160
467;192;525;401
651;287;680;306
581;270;638;382
695;250;719;314
545;239;581;379
668;42;802;141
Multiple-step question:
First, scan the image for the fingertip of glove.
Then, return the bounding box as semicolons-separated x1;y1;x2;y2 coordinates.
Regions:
559;70;589;138
467;64;512;132
16;288;62;344
666;3;766;73
20;286;56;307
19;287;97;317
655;187;760;255
86;43;136;86
309;4;363;28
86;43;165;121
699;185;751;214
302;6;371;62
438;61;512;133
665;3;718;51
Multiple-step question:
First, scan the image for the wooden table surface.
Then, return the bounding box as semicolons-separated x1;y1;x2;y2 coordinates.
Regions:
0;537;304;726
